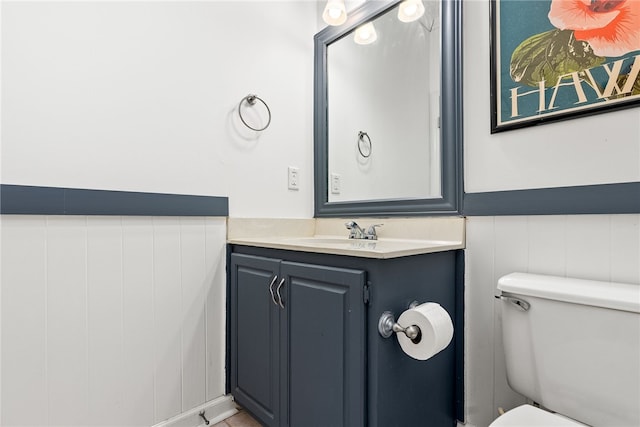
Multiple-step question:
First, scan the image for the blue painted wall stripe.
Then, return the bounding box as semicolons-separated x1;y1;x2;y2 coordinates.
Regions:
1;184;229;216
463;182;640;216
4;181;636;217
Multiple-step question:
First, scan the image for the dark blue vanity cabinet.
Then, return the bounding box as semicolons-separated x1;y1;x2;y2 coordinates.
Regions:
230;252;366;427
228;245;461;427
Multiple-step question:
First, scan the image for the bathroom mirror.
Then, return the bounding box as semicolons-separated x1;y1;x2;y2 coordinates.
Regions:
314;0;462;216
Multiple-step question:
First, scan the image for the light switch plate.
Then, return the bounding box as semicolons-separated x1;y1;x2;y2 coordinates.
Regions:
288;166;299;190
331;173;341;194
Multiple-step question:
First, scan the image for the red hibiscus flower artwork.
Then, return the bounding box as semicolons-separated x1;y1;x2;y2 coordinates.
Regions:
548;0;640;57
491;0;640;132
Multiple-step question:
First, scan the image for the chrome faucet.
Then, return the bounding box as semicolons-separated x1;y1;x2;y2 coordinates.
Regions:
345;221;383;240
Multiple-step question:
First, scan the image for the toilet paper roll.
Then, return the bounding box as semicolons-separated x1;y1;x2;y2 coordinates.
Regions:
396;302;454;361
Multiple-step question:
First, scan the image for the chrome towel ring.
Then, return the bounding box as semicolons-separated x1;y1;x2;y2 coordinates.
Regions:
358;131;372;158
238;94;271;131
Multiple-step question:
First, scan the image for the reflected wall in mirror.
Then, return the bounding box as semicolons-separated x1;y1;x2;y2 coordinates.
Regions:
314;0;462;217
327;1;441;203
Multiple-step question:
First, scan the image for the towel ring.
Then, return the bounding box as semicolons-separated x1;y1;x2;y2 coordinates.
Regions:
358;131;372;158
238;94;271;131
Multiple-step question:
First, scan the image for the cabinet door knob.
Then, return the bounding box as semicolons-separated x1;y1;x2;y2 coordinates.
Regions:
276;278;286;309
269;275;279;306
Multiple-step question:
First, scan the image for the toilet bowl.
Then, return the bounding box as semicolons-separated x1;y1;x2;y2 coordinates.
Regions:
490;404;585;426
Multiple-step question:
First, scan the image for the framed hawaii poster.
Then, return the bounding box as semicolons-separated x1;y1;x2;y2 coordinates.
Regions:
490;0;640;133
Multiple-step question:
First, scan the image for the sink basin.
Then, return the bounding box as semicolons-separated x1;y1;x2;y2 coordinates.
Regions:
282;236;352;245
282;236;381;251
284;237;372;245
265;236;463;258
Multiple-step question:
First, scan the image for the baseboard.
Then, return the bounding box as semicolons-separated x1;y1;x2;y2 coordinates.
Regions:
152;395;238;427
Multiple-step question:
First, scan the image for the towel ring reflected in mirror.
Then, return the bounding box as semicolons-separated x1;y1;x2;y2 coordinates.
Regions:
358;131;372;158
238;94;271;131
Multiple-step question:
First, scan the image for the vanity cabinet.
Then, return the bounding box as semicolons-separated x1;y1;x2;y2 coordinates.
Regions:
229;252;366;427
228;245;461;427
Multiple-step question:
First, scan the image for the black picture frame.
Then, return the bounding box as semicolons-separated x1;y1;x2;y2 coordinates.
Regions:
490;0;640;133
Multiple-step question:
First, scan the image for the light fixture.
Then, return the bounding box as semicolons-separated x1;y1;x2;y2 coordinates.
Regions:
322;0;347;26
354;22;378;45
397;0;425;22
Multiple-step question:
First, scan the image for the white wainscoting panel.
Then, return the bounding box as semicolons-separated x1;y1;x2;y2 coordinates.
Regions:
0;216;48;426
205;219;227;401
611;215;640;284
87;217;125;426
565;216;612;281
527;216;567;276
0;215;228;427
47;216;90;426
463;216;496;426
122;217;156;426
153;217;184;422
180;217;207;412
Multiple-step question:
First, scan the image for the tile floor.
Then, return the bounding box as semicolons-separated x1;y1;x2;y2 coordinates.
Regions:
214;408;261;427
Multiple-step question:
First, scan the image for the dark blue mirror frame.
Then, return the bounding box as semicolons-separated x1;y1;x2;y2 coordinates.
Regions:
314;0;463;217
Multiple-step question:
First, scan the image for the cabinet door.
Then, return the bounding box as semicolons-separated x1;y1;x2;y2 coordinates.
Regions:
230;253;282;427
280;261;366;427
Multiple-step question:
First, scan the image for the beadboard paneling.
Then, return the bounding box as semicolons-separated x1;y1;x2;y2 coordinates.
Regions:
180;217;207;412
205;219;227;401
122;217;156;426
527;216;567;276
0;215;227;426
565;216;612;281
462;217;496;426
0;216;48;427
611;215;640;284
153;217;184;422
46;216;90;426
87;217;125;426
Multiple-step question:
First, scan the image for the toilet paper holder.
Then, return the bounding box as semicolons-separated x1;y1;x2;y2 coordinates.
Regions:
378;301;421;341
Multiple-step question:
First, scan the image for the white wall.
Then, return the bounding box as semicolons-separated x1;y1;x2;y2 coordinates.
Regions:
1;1;318;426
463;1;640;193
462;1;640;426
1;0;317;219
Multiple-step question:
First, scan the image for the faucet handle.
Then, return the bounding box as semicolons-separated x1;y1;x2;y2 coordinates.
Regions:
345;221;364;239
345;221;359;229
365;224;383;239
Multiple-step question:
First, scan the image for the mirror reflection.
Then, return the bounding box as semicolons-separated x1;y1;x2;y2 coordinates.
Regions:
327;0;441;203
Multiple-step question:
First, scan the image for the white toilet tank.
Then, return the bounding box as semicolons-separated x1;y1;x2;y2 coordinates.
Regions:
497;273;640;427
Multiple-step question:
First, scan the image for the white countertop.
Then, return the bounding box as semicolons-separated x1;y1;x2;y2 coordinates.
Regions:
227;217;465;259
227;235;463;259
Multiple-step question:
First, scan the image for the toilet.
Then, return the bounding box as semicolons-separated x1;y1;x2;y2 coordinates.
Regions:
490;273;640;427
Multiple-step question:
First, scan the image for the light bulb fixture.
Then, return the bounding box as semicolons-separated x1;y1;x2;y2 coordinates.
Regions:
322;0;347;26
397;0;425;22
354;22;378;45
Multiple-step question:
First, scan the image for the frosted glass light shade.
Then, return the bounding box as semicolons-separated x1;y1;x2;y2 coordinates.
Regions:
354;22;378;45
398;0;425;22
322;0;347;26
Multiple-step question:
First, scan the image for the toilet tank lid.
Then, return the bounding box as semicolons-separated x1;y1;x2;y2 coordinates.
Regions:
498;273;640;313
